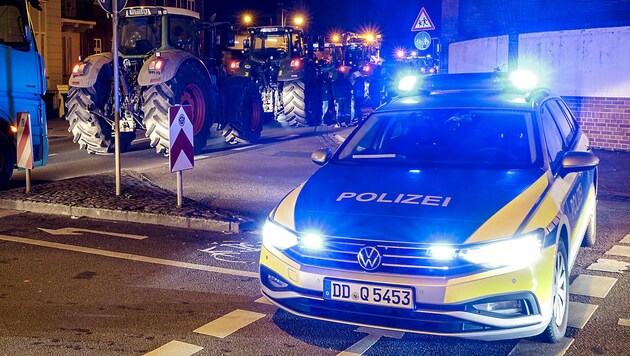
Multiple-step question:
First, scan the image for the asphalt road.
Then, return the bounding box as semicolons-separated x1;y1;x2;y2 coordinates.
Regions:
2;119;629;355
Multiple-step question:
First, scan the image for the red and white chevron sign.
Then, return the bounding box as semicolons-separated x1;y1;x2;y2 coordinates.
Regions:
16;112;33;169
169;105;194;172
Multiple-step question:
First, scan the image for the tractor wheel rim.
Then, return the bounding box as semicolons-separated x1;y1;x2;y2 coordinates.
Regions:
180;83;205;135
553;252;567;326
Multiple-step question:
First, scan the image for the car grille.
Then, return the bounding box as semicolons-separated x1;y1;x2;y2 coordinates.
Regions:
284;236;480;276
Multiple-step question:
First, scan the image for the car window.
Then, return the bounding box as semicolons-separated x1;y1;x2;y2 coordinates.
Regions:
546;100;575;148
169;16;196;53
540;103;565;169
556;100;579;132
337;109;538;168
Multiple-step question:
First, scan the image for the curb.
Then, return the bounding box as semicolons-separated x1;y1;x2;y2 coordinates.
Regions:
0;199;249;234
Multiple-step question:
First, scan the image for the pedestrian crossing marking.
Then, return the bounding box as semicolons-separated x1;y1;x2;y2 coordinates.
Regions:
567;302;598;329
587;258;629;274
508;337;573;356
337;327;403;356
605;245;630;257
144;340;203;356
570;274;617;298
255;296;274;305
618;318;630;327
194;309;266;338
620;234;630;244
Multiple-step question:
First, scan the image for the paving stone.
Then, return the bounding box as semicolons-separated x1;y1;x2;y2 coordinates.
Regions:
567;302;598;329
570;274;618;298
508;337;573;356
587;258;630;273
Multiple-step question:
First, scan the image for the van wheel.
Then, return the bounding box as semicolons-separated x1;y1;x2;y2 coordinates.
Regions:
540;239;569;343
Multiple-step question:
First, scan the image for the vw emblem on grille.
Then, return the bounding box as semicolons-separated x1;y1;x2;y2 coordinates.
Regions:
357;246;382;271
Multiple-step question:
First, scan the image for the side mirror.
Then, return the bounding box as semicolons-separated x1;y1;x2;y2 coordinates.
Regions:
560;151;599;176
311;148;332;166
243;39;250;49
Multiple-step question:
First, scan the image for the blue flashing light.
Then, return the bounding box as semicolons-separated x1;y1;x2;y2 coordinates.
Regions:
398;75;419;92
509;70;538;90
301;233;323;250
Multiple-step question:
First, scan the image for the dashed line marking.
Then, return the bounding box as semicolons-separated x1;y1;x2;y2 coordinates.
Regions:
254;296;274;305
567;302;598;329
193;309;266;338
144;340;203;356
48;153;58;157
620;234;630;244
618;318;630;327
605;245;630;258
570;274;618;298
508;338;573;356
337;327;403;356
0;234;258;278
587;258;629;273
233;144;263;151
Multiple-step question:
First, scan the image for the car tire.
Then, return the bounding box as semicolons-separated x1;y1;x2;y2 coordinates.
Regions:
65;81;114;155
142;63;214;155
581;204;597;247
0;132;15;187
540;239;569;343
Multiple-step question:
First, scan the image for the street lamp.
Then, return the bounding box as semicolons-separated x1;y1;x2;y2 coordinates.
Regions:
280;9;306;27
243;14;253;26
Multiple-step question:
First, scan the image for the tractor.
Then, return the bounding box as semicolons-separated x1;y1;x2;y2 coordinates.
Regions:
66;6;263;155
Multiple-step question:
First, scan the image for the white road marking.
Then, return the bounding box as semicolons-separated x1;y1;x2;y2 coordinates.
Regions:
508;338;573;356
254;296;274;305
337;327;403;356
570;274;618;298
48;153;58;157
0;209;22;218
618;318;630;327
144;340;203;356
0;234;258;278
193;309;265;338
567;302;598;329
605;245;630;258
587;258;629;274
233;144;262;151
38;227;148;240
134;138;151;144
620;234;630;244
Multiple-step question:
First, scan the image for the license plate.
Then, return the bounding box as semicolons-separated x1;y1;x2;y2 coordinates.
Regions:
323;279;414;309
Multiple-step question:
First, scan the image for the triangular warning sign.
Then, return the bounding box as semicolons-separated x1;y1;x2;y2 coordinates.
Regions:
411;7;435;31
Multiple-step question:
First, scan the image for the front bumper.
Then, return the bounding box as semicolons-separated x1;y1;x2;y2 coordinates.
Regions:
259;244;556;341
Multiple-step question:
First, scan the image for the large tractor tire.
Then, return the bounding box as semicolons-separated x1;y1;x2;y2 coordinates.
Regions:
223;79;264;144
65;70;114;155
0;132;15;187
282;78;320;127
142;63;215;155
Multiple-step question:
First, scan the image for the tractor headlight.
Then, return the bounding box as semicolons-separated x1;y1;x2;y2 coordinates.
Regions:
458;231;544;269
263;220;298;250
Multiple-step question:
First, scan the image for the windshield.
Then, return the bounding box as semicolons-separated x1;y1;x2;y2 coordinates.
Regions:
337;109;539;169
119;16;161;55
251;32;298;60
0;1;28;49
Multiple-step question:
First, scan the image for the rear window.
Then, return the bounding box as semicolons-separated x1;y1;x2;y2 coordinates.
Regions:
337;109;539;168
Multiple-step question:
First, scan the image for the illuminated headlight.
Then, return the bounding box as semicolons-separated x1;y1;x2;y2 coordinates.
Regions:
398;75;419;92
458;232;544;269
263;220;298;250
301;233;323;250
149;59;165;71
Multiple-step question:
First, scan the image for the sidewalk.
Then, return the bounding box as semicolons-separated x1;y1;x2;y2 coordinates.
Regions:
2;119;628;233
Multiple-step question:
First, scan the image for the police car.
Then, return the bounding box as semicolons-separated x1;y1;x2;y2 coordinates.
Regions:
259;71;599;342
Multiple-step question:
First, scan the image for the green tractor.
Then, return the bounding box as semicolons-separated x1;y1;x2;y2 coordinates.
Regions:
66;6;263;155
231;26;321;127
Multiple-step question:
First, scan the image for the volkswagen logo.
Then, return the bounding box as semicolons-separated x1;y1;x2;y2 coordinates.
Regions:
357;246;382;271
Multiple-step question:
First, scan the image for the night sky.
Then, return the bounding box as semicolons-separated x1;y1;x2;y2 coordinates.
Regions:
206;0;442;59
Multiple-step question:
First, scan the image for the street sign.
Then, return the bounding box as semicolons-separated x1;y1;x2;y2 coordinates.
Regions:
411;7;435;32
97;0;127;14
169;105;194;173
414;31;432;51
16;112;33;169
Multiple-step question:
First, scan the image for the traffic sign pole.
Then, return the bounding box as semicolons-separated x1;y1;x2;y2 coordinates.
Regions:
177;171;183;208
113;6;121;196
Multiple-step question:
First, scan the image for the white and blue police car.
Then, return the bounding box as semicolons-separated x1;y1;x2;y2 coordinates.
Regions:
259;71;599;342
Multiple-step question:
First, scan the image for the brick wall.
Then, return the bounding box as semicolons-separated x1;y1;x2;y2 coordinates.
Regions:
564;96;630;151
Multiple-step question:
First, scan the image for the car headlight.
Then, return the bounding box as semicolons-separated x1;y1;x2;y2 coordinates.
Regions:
458;231;544;269
263;220;298;250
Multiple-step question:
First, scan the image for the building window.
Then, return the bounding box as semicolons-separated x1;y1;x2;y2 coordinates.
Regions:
94;38;102;54
187;0;195;11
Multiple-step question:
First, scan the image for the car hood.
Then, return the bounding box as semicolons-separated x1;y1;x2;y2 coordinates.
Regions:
292;163;546;245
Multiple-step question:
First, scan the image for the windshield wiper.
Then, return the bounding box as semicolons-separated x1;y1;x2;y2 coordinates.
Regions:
351;154;405;159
